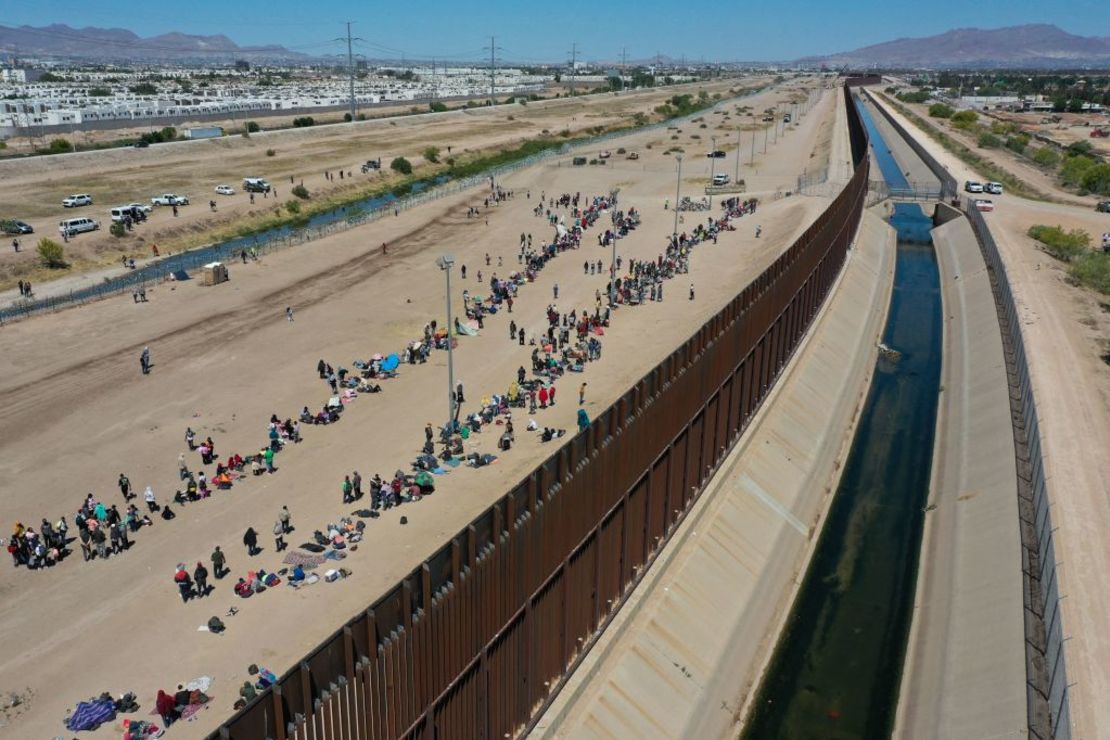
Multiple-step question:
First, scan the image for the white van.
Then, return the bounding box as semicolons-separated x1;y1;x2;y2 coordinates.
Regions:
110;206;139;222
59;217;100;236
712;173;731;186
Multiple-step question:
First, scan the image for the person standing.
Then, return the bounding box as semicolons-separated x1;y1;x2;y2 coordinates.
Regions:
140;346;151;375
185;427;196;450
263;446;275;473
425;423;434;445
273;520;286;552
211;545;227;579
579;382;587;405
286;306;294;322
553;283;559;300
118;473;132;501
342;475;353;504
144;486;158;513
194;561;209;596
243;527;259;556
548;385;557;406
456;381;465;405
279;506;292;533
352;471;362;500
175;565;194;603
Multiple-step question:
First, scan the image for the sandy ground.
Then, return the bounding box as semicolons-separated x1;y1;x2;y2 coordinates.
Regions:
0;83;834;737
0;78;782;293
871;92;1110;739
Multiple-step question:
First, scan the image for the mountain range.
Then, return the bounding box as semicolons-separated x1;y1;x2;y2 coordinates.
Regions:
804;24;1110;69
0;24;305;62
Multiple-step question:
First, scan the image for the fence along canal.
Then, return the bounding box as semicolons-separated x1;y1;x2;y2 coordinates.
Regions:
212;81;873;740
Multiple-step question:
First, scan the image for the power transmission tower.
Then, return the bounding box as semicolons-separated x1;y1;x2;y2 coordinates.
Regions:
619;47;628;90
484;36;503;105
568;42;578;96
336;22;364;121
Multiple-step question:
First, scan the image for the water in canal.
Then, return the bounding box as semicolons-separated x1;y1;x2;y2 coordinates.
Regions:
741;129;942;736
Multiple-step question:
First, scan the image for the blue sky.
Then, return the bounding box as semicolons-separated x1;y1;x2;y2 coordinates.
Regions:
4;0;1108;63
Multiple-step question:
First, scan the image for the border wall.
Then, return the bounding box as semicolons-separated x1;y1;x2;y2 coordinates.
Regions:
212;82;872;740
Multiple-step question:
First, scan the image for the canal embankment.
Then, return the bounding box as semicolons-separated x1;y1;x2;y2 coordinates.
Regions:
893;213;1026;738
530;207;896;739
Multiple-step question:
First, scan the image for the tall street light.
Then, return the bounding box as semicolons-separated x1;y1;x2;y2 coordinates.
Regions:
672;153;684;242
734;127;741;185
708;136;717;208
436;254;457;431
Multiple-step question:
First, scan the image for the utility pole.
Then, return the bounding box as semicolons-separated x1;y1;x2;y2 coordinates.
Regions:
709;135;717;208
431;58;437;100
484;36;502;105
568;43;579;96
734;127;741;183
750;127;755;164
337;21;363;121
619;47;628;91
672;153;684;241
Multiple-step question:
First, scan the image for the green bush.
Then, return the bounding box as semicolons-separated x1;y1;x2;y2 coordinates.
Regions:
47;138;74;153
390;157;412;175
429;101;448;112
109;222;127;238
896;91;930;104
292;116;315;128
1069;252;1110;295
1080;164;1110;195
1027;224;1090;261
978;132;1002;148
950;110;978;129
285;200;301;213
246;121;260;133
1067;140;1093;157
37;238;67;268
1061;155;1096;186
422;146;440;163
291;184;310;200
266;148;276;157
1032;147;1060;168
1004;136;1026;155
928;103;954;118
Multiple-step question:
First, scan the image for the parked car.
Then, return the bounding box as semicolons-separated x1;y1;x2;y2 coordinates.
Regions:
1;219;34;235
964;181;984;193
59;217;100;236
62;194;93;208
110;205;148;223
599;150;611;159
1096;201;1110;213
626;152;639;160
215;185;236;196
973;199;995;212
242;177;271;193
984;182;1004;195
572;156;587;166
127;202;153;214
707;150;726;158
712;173;731;186
151;194;189;206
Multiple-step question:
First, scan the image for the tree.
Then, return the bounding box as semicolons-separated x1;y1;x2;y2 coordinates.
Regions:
390;157;413;175
89;87;111;97
37;238;67;268
160;126;176;141
246;121;260;133
1066;98;1084;113
1060;155;1096;186
429;101;448;113
130;82;157;95
928;103;953;118
292;116;315;128
422;146;440;163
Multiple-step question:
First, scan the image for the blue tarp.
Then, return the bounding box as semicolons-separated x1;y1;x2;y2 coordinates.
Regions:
381;353;400;372
65;698;116;732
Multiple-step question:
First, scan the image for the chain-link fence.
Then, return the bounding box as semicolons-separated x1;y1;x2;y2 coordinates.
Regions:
2;91;764;324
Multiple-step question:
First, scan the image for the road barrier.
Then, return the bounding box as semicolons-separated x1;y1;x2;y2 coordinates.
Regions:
211;83;870;740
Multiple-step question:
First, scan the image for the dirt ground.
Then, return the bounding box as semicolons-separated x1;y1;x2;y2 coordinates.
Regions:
0;78;783;294
871;92;1110;739
0;81;834;737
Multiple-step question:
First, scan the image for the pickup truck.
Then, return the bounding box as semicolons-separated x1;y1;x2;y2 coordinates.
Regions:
151;194;190;206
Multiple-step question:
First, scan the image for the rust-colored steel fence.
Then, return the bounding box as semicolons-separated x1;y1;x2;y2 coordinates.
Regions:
213;84;871;740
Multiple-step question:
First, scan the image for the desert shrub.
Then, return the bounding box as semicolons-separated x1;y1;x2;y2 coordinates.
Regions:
1060;155;1096;187
1027;224;1090;261
1069;253;1110;295
950;110;978;130
1079;164;1110;195
246;121;260;132
47;138;74;153
429;102;448;112
1004;136;1026;154
1032;147;1060;167
109;222;127;238
422;146;440;163
291;184;310;200
978;132;1001;148
928;103;953;118
390;157;412;175
285;200;301;214
37;238;67;268
292;116;315;128
265;148;276;157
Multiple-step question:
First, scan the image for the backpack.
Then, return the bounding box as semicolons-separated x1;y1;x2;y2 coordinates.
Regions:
208;616;226;634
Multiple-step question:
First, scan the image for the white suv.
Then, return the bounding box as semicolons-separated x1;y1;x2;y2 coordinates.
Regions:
63;193;93;207
964;181;984;193
984;182;1004;195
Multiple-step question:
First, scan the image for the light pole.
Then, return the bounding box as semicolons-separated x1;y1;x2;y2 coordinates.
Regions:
609;235;618;307
734;127;741;184
436;255;457;431
672;153;683;241
708;136;716;208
